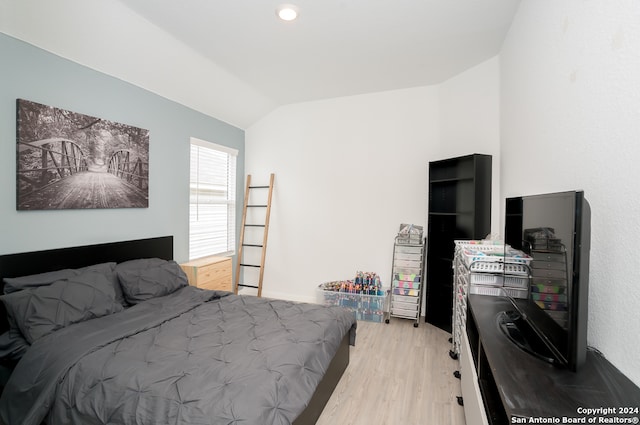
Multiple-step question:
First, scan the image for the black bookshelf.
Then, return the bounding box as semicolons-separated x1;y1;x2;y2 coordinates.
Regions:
425;154;492;332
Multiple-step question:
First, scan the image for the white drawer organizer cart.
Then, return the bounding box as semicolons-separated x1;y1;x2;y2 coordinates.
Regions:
450;240;532;359
386;226;424;327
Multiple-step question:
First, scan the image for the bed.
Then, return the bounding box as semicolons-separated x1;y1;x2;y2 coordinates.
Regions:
0;236;356;425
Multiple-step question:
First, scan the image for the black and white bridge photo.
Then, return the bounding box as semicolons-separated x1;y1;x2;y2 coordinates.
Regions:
16;99;149;210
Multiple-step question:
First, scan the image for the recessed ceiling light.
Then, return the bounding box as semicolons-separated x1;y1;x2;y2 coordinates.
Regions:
277;4;299;21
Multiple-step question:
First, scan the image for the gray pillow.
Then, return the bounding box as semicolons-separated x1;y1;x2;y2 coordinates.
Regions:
3;268;79;294
114;258;169;273
2;262;126;307
116;260;188;305
0;271;124;344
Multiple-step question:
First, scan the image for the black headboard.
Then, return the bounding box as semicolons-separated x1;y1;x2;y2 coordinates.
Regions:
0;236;173;333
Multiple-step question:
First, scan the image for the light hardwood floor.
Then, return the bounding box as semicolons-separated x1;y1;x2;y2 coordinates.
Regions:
317;319;467;425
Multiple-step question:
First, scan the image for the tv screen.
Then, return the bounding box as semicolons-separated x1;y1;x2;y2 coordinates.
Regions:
505;190;590;371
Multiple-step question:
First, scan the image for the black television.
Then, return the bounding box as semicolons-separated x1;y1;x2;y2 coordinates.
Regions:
503;190;591;371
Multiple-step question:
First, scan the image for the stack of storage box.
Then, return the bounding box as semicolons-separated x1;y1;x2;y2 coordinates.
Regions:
388;224;424;327
460;245;531;299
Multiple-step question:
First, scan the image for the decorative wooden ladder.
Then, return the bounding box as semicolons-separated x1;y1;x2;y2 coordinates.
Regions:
234;173;274;297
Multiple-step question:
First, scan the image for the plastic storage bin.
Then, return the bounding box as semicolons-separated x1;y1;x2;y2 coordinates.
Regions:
317;283;388;323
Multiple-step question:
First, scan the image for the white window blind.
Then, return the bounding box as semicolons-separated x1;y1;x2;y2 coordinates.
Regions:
189;138;237;259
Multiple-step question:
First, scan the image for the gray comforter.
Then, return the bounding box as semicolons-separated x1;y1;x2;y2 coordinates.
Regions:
0;286;356;425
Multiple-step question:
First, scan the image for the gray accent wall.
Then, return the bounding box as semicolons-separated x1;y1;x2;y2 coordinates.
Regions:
0;33;244;262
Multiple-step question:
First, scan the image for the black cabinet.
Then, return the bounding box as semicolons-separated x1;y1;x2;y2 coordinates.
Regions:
465;295;640;424
425;154;492;332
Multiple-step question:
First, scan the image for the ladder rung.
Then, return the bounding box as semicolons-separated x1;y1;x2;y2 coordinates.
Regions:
236;173;274;298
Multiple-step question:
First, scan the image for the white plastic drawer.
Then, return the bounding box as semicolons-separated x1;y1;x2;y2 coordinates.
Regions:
394;259;421;268
395;245;423;255
391;307;418;318
392;294;419;304
393;268;423;277
392;300;419;311
394;252;422;262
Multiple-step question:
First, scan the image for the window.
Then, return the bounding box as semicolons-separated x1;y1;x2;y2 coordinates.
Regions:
189;138;237;259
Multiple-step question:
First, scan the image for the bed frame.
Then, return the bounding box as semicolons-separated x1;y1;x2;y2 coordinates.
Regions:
0;236;173;334
0;236;348;425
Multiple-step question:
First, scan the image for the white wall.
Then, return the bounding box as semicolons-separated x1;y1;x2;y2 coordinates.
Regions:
439;57;501;234
245;58;501;303
501;1;640;385
245;87;439;303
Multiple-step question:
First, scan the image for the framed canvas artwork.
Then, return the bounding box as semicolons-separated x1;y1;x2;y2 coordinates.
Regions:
16;99;149;210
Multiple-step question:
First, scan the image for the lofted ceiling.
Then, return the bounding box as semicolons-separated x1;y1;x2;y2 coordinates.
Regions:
1;0;521;128
120;0;521;116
